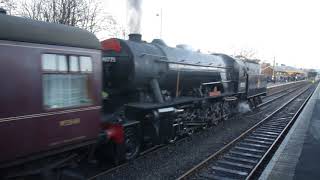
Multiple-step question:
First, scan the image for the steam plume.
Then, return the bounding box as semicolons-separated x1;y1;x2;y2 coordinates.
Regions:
127;0;143;33
238;102;251;113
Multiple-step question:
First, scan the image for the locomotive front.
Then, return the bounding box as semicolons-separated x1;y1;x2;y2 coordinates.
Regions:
101;34;167;91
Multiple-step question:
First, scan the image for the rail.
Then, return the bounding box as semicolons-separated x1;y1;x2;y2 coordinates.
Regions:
177;84;315;180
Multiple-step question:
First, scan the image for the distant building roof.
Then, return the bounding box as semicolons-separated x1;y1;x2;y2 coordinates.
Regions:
274;66;305;74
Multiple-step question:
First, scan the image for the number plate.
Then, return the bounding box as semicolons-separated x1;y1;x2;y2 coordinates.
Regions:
102;57;116;63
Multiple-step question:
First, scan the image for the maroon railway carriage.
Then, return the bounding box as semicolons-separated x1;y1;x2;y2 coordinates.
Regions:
0;13;123;178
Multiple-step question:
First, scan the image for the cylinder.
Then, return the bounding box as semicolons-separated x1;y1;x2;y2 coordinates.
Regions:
150;79;164;103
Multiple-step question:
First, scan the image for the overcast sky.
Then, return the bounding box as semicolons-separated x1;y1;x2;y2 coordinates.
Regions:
102;0;320;69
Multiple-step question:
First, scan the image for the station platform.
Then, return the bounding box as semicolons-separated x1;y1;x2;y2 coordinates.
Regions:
267;80;305;88
259;82;320;180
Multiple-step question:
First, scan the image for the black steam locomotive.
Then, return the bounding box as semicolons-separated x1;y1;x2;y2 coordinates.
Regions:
0;13;266;179
101;34;267;160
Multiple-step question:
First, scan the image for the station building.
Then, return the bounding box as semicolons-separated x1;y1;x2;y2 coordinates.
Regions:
261;63;307;82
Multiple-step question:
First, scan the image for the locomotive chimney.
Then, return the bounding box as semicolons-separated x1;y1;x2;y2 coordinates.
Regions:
0;8;7;15
129;33;142;42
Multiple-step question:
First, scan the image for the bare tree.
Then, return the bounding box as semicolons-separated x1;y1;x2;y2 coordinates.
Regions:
102;15;127;38
0;0;17;15
234;48;257;59
16;0;123;35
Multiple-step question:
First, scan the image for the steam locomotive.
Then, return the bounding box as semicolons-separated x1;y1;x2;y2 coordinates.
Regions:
101;34;267;160
0;13;266;179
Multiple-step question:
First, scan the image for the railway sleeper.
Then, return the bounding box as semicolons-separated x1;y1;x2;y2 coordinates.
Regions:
234;146;265;153
231;149;265;159
230;150;263;159
257;127;283;133
245;137;273;145
214;161;253;173
224;155;258;164
210;165;249;177
252;132;278;138
266;120;289;124
253;130;279;136
240;142;269;149
259;125;284;130
261;123;287;128
248;135;275;142
217;159;254;170
239;141;270;151
198;172;238;180
263;122;288;127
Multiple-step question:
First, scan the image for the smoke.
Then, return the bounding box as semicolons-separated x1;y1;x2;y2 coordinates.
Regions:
238;102;251;113
127;0;143;33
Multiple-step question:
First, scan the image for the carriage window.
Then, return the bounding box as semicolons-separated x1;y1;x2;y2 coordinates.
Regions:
80;56;92;72
42;54;92;109
42;54;67;72
42;54;57;71
43;74;91;109
70;56;79;72
57;55;67;71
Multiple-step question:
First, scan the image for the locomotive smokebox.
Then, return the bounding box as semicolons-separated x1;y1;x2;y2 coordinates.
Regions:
129;33;142;42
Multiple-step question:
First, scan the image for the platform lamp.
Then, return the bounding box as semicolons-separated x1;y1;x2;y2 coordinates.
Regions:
156;8;163;39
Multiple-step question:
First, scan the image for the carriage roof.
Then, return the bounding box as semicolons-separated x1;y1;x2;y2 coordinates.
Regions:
0;14;100;49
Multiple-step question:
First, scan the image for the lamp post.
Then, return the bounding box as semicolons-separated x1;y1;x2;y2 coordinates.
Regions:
156;8;163;38
273;56;276;83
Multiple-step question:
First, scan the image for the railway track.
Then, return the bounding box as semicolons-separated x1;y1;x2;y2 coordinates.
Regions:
87;82;311;180
265;80;307;97
177;84;315;180
258;82;306;108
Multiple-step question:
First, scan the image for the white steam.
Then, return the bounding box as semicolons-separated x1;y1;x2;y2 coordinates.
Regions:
127;0;143;33
238;102;251;113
